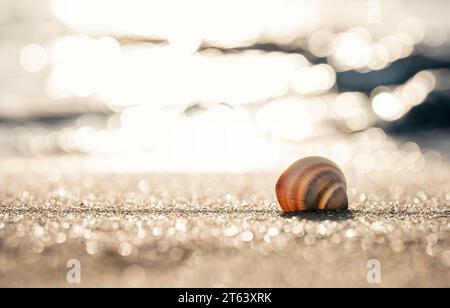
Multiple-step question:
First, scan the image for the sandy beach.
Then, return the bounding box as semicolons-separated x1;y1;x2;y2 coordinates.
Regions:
0;157;448;287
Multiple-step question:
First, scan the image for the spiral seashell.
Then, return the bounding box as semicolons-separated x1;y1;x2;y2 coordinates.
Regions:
275;156;348;212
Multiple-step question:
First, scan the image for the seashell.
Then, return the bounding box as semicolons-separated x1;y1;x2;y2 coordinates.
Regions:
275;156;348;212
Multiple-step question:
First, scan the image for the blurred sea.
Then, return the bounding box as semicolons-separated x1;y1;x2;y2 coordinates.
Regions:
1;0;450;171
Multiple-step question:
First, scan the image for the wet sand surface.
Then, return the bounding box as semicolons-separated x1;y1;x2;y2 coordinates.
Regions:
0;157;449;288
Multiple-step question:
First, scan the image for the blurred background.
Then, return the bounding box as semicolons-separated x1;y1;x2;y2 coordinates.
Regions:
1;0;450;174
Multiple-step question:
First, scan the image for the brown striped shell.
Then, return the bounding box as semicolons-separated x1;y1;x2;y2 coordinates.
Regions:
275;156;348;212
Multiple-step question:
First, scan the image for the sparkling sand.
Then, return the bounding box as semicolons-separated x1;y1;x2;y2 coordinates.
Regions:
0;157;449;287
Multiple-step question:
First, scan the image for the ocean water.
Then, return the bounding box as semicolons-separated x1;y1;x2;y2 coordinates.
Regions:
1;1;450;174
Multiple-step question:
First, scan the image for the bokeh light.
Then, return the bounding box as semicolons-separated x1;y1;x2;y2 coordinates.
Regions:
0;0;448;173
20;44;48;73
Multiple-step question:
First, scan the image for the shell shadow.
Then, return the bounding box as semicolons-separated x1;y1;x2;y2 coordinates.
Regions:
281;209;354;221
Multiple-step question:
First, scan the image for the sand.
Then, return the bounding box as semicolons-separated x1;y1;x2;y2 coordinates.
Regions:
0;158;449;287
